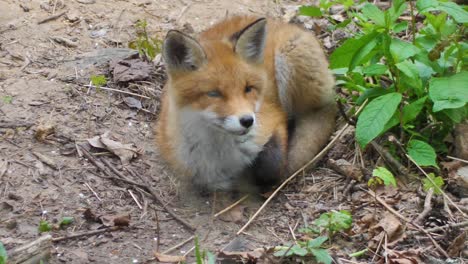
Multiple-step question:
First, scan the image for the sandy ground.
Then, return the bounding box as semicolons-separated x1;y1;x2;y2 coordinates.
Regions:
1;0;466;263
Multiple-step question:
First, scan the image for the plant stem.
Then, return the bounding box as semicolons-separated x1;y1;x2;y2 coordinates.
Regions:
408;0;417;44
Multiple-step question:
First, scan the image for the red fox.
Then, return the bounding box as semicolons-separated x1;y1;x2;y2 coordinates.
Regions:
156;15;336;192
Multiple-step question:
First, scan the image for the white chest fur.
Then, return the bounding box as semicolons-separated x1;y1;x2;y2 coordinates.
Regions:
176;109;263;191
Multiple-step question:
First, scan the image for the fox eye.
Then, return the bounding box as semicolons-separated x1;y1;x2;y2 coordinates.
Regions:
245;85;254;93
206;90;222;98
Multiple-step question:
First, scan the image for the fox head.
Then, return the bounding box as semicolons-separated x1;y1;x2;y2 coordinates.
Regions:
162;18;268;135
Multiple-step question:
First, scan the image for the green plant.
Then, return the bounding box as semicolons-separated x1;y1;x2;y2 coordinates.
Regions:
0;241;7;264
194;236;216;264
90;74;107;87
313;210;353;238
302;0;467;169
422;172;444;194
1;96;12;104
368;166;397;188
129;19;162;61
38;220;52;233
59;217;74;228
274;236;333;264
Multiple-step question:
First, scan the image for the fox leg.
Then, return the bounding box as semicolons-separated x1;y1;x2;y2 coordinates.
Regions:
287;104;337;173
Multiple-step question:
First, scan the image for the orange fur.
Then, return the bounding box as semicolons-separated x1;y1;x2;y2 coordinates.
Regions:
156;15;336;191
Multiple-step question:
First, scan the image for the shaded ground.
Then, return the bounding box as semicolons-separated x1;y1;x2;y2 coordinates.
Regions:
1;0;466;263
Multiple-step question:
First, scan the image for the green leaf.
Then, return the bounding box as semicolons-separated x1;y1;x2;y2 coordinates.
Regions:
416;0;438;12
349;248;369;258
194;237;203;264
362;4;386;27
330;32;379;69
206;251;217;264
59;217;74;227
310;248;333;264
90;75;107;87
362;64;388;76
0;241;7;264
307;236;328;248
429;72;468;112
422;173;444;195
372;167;397;187
443;106;467;123
396;60;419;79
38;220;52;233
407;139;438;167
356;93;402;148
299;6;323;17
393;21;408;33
390;38;420;62
388;0;408;23
2;96;12;104
402;96;427;124
438;2;468;23
292;245;308;256
349;37;379;71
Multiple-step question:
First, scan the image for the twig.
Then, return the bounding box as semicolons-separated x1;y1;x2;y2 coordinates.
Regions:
237;123;350;235
366;189;450;258
32;151;58;170
37;11;67;24
84;85;151;99
52;226;122;242
414;187;434;225
79;146;195;231
162;236;195;254
406;154;467;218
128;189;143;210
409;220;468;234
0;121;34;128
370;141;409;176
214;195;249;218
84;182;102;202
447;155;468;164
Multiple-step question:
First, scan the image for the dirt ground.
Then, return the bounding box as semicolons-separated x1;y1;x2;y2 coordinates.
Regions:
1;0;467;263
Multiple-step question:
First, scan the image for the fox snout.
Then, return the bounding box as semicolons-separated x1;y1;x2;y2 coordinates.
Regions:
220;113;256;135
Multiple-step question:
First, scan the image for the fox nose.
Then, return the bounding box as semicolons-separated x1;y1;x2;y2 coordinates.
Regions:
239;115;254;128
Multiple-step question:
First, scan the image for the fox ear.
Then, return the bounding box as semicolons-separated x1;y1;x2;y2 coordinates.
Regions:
162;30;206;72
233;18;267;64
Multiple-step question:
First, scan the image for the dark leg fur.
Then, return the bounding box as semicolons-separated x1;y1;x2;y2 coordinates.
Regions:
249;134;285;192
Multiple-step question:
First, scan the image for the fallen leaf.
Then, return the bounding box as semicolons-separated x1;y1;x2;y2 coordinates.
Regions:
83;208;101;223
371;212;405;244
100;213;131;227
386;249;422;264
218;248;270;262
328;159;363;181
87;132;142;165
35;124;55;142
123;97;142;109
218;205;245;224
154;252;186;263
447;231;466;257
32;151;58;170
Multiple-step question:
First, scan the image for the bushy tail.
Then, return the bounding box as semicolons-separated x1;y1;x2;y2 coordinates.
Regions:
287;104;337;173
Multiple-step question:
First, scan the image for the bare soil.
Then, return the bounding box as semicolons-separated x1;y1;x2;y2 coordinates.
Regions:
1;0;466;263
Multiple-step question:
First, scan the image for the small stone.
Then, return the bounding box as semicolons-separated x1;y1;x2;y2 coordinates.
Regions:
65;12;80;22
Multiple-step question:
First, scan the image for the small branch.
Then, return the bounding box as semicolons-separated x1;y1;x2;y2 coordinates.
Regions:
79;146;196;231
366;189;450;259
214;195;249;218
406;154;467;218
370;141;409;176
0;121;34;128
84;182;102;202
84;85;151;99
447;155;468;164
52;226;122;242
409;220;468;234
162;236;195;254
414;187;434;225
37;11;67;24
8;235;52;264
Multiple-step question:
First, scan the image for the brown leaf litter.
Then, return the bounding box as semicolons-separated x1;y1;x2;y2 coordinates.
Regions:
87;131;143;165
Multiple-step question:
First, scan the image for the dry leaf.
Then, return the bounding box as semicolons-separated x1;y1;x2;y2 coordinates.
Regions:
32;151;58;170
377;212;404;241
447;231;466;257
328;159;363;181
87;132;142;165
386;249;422;264
218;205;245;224
123;97;142;109
154;252;186;263
100;213;131;227
35;124;55;142
83;208;101;223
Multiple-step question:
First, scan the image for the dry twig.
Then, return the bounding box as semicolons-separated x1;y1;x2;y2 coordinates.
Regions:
414;187;434;225
214;195;249;218
37;11;67;24
52;226;122;242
